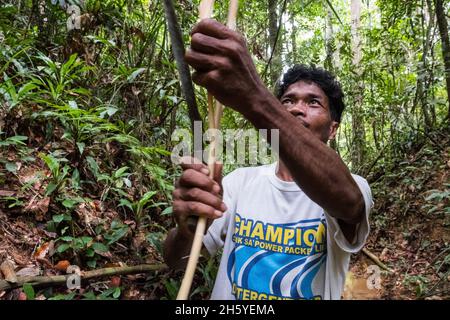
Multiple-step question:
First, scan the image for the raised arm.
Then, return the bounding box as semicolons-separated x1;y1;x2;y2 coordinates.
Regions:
185;19;365;230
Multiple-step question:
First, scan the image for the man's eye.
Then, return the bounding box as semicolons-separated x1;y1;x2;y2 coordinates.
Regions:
282;99;293;105
309;99;321;106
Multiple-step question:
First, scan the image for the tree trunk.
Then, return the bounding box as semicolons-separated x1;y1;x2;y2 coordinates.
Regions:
325;6;335;73
350;0;366;172
268;0;282;86
434;0;450;120
290;11;297;65
325;5;338;151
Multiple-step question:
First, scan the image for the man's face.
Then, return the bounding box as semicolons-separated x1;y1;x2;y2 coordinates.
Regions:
280;80;339;143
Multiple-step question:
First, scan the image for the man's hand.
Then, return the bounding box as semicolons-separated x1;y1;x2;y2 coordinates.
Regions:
173;157;227;239
185;19;268;116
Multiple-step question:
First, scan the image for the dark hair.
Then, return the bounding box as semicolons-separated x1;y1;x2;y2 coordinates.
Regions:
275;64;345;123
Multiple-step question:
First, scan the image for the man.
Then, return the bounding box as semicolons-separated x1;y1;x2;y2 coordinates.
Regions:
164;19;372;300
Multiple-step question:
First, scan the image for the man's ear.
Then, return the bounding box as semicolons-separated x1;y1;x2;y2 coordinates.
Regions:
328;121;339;141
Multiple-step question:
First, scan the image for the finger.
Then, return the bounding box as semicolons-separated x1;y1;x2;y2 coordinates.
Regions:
191;69;221;91
213;162;223;187
178;187;227;212
191;18;233;40
173;200;223;220
191;32;229;55
186;49;231;74
179;169;221;194
179;156;209;175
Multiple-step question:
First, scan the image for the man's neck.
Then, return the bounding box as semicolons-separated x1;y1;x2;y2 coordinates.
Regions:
276;160;295;182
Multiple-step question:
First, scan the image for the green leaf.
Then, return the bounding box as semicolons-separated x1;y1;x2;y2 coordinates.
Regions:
114;166;129;178
76;142;85;155
118;198;133;210
45;183;58;196
52;214;71;223
22;283;35;300
6;135;28;145
62;199;78;209
87;259;96;268
39;153;59;176
5;162;17;173
86;156;100;177
68;100;78;109
127;68;146;83
81;236;93;245
82;291;97;300
105;222;129;245
146;232;163;255
71;168;80;189
99;106;118;118
123;178;132;188
112;287;121;299
92;242;109;252
85;248;95;257
161;206;173;216
18;82;37;97
57;243;71;253
138;191;157;207
52;214;64;223
48;291;77;300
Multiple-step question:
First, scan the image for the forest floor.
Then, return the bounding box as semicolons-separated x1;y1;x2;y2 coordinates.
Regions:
0;127;448;300
343;130;450;300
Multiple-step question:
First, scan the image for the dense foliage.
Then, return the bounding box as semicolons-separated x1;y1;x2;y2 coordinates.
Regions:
0;0;448;300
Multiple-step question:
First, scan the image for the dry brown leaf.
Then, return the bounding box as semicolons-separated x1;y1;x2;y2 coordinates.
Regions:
0;260;17;283
76;201;106;228
18;291;27;300
33;242;50;260
35;257;52;268
10;251;28;266
16;266;41;277
24;197;50;221
54;260;70;272
110;276;121;287
380;247;389;261
0;190;15;197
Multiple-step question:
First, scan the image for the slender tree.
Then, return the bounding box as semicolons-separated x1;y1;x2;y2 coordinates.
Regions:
350;0;366;171
433;0;450;121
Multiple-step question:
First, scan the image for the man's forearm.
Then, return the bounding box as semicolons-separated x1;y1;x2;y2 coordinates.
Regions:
163;228;194;270
243;89;365;224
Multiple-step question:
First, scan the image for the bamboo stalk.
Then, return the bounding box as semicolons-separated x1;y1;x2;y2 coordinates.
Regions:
0;264;166;291
213;0;238;129
176;0;216;300
176;0;239;300
362;248;394;273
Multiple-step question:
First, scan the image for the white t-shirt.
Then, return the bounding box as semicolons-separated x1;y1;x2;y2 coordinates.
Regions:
203;162;373;300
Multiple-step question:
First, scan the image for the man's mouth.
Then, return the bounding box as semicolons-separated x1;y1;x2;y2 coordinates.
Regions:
296;117;310;128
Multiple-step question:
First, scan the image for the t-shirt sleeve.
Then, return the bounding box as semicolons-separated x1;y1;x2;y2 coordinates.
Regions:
203;169;240;255
325;174;373;253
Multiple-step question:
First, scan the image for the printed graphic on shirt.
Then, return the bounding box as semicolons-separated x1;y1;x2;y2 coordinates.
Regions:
227;213;327;300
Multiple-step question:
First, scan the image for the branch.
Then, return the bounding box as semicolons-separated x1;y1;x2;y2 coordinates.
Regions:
0;264;167;291
162;0;202;129
362;248;394;273
262;0;288;80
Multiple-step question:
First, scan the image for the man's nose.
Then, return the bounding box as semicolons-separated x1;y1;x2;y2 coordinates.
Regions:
287;101;307;117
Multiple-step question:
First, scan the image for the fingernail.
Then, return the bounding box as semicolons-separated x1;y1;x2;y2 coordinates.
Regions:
214;210;223;217
213;184;221;193
221;203;227;212
201;168;209;175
